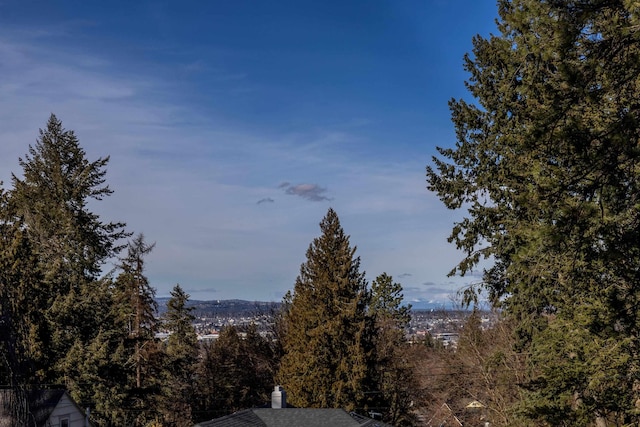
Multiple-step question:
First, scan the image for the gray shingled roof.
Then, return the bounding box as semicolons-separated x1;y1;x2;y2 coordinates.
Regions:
194;408;394;427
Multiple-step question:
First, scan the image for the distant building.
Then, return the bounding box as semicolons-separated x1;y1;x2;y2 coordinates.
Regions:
425;403;463;427
434;332;460;347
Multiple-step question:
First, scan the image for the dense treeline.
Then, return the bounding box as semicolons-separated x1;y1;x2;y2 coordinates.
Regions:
0;115;206;426
0;115;429;426
4;1;637;425
428;0;640;425
0;115;512;427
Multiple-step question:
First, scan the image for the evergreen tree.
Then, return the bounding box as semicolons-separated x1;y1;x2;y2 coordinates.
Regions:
196;328;242;421
66;239;160;427
370;273;411;330
12;114;127;281
112;233;160;426
0;188;50;425
114;233;157;389
194;325;274;422
9;114;128;382
242;323;277;401
427;1;640;424
164;285;197;361
277;208;374;412
369;273;416;426
63;318;132;427
161;284;198;427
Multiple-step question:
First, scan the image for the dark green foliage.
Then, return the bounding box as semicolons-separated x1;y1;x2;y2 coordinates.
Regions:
0;216;47;385
427;1;640;424
164;285;197;358
8;114;128;384
11;114;127;282
370;273;411;329
194;325;275;422
65;236;162;427
114;234;158;346
63;322;131;426
161;284;198;427
277;208;374;412
111;233;160;425
0;188;50;425
0;115;146;425
70;235;161;427
369;273;417;426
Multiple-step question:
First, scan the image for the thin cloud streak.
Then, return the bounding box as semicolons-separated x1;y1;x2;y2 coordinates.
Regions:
281;183;332;202
0;21;476;303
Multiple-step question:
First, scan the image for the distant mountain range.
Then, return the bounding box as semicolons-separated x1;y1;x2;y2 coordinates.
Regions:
155;298;280;316
407;300;465;310
155;298;461;316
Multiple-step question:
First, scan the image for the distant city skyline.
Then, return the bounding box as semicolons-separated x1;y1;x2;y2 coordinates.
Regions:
0;1;497;304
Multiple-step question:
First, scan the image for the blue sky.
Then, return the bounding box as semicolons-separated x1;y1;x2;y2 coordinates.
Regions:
0;1;497;305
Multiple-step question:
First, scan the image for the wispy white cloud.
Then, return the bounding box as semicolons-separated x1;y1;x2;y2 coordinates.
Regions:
0;24;471;303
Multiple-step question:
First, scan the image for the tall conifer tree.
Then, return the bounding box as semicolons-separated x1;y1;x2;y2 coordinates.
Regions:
0;188;49;424
161;284;198;427
427;1;640;424
369;273;416;426
9;114;128;382
194;324;275;421
278;208;374;412
113;233;158;391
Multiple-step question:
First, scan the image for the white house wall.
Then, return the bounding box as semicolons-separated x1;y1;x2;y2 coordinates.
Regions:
47;393;88;427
